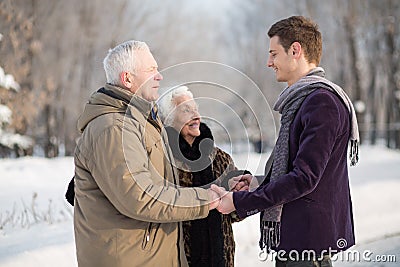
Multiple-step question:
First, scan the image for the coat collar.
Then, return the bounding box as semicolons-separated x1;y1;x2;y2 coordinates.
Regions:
165;123;214;163
77;84;160;132
104;83;154;117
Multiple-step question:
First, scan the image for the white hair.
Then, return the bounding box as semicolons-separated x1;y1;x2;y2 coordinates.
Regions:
103;40;149;86
158;86;194;126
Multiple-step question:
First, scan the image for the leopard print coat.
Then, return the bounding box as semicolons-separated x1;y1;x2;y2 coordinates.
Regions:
179;147;240;267
165;123;240;267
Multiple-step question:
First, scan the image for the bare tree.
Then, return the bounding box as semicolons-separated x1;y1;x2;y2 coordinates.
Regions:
0;0;39;155
343;1;365;142
1;0;400;158
384;14;400;148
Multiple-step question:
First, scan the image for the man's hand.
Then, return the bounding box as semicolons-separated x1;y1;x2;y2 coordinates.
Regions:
207;188;221;210
210;184;235;214
228;174;258;192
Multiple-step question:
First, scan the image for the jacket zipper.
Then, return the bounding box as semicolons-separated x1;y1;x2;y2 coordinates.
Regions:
143;222;152;249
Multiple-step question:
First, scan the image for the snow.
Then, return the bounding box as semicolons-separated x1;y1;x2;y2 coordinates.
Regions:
0;67;20;92
0;132;34;150
0;105;12;125
0;145;399;266
0;105;34;151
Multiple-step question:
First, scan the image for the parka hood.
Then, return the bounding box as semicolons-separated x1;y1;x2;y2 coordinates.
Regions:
77;84;153;133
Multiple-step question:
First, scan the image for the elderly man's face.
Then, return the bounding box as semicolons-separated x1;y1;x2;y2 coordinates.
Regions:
172;94;201;145
131;49;163;101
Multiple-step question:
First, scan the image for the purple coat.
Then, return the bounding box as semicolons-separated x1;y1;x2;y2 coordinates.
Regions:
233;89;355;254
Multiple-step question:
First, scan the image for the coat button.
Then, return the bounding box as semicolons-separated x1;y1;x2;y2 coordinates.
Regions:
246;209;259;216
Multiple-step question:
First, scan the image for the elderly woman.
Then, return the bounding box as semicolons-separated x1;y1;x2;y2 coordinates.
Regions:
158;86;242;267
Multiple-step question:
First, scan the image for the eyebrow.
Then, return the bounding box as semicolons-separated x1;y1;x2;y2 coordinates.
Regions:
180;102;197;108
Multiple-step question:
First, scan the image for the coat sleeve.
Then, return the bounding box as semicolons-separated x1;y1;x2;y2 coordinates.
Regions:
89;123;210;223
212;148;243;222
233;91;345;218
212;148;237;189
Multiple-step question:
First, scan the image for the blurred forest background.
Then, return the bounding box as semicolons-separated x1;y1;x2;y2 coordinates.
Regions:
0;0;399;158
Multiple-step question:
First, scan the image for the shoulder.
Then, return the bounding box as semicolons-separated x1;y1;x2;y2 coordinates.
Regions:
93;112;124;127
300;89;349;120
303;89;347;113
213;147;234;165
83;113;123;140
84;112;144;152
299;88;350;134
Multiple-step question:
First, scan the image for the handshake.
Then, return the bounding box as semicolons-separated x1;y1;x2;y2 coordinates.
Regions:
207;170;258;214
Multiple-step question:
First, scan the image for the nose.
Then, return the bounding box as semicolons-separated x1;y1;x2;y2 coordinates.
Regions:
267;55;273;68
192;109;200;119
154;71;163;81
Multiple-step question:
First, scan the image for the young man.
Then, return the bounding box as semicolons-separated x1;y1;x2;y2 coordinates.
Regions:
73;40;220;267
212;16;359;267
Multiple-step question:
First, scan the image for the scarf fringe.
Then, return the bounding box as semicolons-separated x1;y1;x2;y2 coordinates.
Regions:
350;140;359;166
259;221;280;253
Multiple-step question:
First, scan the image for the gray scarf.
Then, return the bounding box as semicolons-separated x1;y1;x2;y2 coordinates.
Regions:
260;67;360;252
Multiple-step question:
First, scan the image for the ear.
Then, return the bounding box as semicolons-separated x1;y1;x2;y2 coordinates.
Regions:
291;42;302;59
120;71;133;89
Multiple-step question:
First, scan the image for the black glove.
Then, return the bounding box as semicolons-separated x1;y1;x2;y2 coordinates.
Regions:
65;177;75;206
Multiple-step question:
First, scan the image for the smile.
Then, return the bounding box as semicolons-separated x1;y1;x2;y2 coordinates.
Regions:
187;119;200;128
188;122;199;128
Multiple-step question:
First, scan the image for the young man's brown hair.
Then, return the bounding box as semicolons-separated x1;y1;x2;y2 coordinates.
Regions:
267;16;322;65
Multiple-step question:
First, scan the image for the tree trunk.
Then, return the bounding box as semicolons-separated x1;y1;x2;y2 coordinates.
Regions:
344;10;364;143
44;104;59;158
368;65;377;145
385;16;400;148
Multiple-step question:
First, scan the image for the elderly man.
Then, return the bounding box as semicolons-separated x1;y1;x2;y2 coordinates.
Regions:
73;40;220;267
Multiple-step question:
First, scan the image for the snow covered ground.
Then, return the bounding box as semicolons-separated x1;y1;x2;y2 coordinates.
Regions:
0;145;399;266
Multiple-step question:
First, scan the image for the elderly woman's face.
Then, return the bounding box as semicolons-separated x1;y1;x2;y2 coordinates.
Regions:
172;94;201;145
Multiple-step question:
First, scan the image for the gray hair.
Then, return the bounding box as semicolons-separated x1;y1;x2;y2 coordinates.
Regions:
103;40;149;86
158;86;194;126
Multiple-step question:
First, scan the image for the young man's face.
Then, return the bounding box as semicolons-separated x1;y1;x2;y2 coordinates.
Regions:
132;49;163;102
267;36;297;86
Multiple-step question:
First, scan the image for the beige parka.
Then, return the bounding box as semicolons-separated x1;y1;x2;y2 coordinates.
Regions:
73;84;210;267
